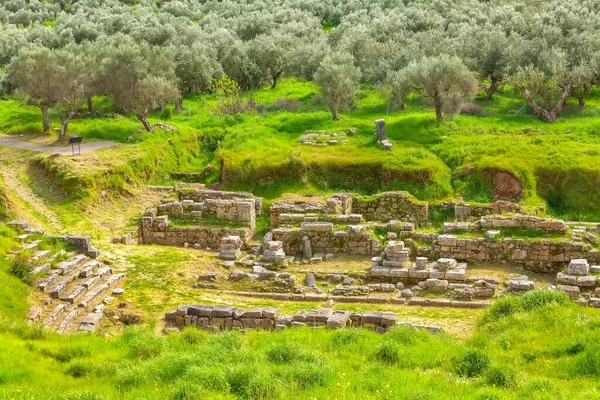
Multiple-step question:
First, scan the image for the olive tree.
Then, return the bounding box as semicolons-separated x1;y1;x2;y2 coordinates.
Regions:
54;44;97;136
391;55;477;121
173;43;222;110
508;47;595;122
314;52;361;121
99;42;179;132
6;46;62;134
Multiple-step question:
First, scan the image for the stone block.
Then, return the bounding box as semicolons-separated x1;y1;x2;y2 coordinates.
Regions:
415;257;428;269
556;284;580;298
568;259;589;276
435;258;457;271
326;311;351;329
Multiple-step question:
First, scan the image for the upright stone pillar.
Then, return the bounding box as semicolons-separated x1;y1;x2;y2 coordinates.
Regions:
375;119;386;141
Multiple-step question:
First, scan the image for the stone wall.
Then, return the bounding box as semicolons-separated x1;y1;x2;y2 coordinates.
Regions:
270;194;352;225
271;223;382;255
180;189;263;216
141;213;252;248
158;198;256;232
427;235;600;273
165;304;414;333
443;214;567;234
352;192;429;222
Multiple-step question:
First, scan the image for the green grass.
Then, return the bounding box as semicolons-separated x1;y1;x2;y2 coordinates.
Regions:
0;290;600;399
3;79;600;219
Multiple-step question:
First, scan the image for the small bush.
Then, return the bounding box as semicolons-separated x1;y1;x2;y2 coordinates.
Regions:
265;342;301;364
484;364;517;388
160;105;173;120
453;349;490;378
227;364;283;400
122;328;166;359
9;254;33;285
573;343;600;377
329;328;365;349
170;380;210;400
374;342;400;365
180;326;208;345
66;360;95;378
185;366;230;392
459;103;484;115
486;290;569;321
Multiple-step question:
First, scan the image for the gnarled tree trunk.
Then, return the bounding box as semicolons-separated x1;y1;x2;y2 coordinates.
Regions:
434;96;443;121
59;112;75;137
40;103;50;134
330;103;340;121
485;76;500;101
271;71;282;89
136;111;154;132
518;84;571;123
175;97;183;111
577;83;591;107
87;97;93;113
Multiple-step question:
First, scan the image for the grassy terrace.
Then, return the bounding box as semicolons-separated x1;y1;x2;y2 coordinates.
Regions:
2;79;600;220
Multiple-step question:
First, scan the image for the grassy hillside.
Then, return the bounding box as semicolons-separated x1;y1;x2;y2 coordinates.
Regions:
2;80;600;218
1;289;600;399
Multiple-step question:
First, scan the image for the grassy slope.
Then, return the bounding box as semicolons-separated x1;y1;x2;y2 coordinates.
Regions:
2;80;600;218
0;290;599;400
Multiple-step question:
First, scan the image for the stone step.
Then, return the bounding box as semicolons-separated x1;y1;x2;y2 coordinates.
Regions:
16;234;29;242
44;303;67;325
106;273;125;287
94;267;113;279
79;261;100;278
49;271;80;298
78;312;103;332
38;273;59;292
56;254;87;275
60;285;87;304
26;307;43;323
22;240;41;251
31;250;51;263
56;309;79;334
78;283;110;309
82;275;101;289
32;263;51;276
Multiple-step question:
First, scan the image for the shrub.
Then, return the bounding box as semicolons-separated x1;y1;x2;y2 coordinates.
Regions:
180;326;208;345
453;349;490;378
170;380;211;400
227;364;283;400
265;342;302;364
185;366;230;392
9;253;33;285
121;328;166;359
484;364;517;388
287;360;333;389
66;360;95;378
459;103;484;115
573;343;600;377
486;290;569;321
160;105;173;120
329;328;365;349
374;342;401;365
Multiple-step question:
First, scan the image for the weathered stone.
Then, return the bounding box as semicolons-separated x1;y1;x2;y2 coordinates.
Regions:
435;258;458;271
326;311;351;329
568;259;589;276
375;119;386;141
556;284;580;298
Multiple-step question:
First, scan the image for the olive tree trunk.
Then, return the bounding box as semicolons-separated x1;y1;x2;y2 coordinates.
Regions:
136;111;154;132
519;85;571;123
59;112;75;137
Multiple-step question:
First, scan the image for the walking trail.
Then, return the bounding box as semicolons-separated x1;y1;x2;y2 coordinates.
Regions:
0;137;116;155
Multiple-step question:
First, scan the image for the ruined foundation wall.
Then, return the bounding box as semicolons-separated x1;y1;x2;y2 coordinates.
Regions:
426;235;600;273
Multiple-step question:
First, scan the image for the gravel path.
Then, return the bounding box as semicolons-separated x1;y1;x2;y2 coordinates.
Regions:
0;136;116;155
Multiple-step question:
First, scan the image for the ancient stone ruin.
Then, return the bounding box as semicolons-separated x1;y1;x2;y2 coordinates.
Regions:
166;304;442;334
141;187;263;249
9;221;124;334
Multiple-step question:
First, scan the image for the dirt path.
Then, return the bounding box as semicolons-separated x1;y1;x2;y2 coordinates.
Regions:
0;164;64;232
0;137;116;155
